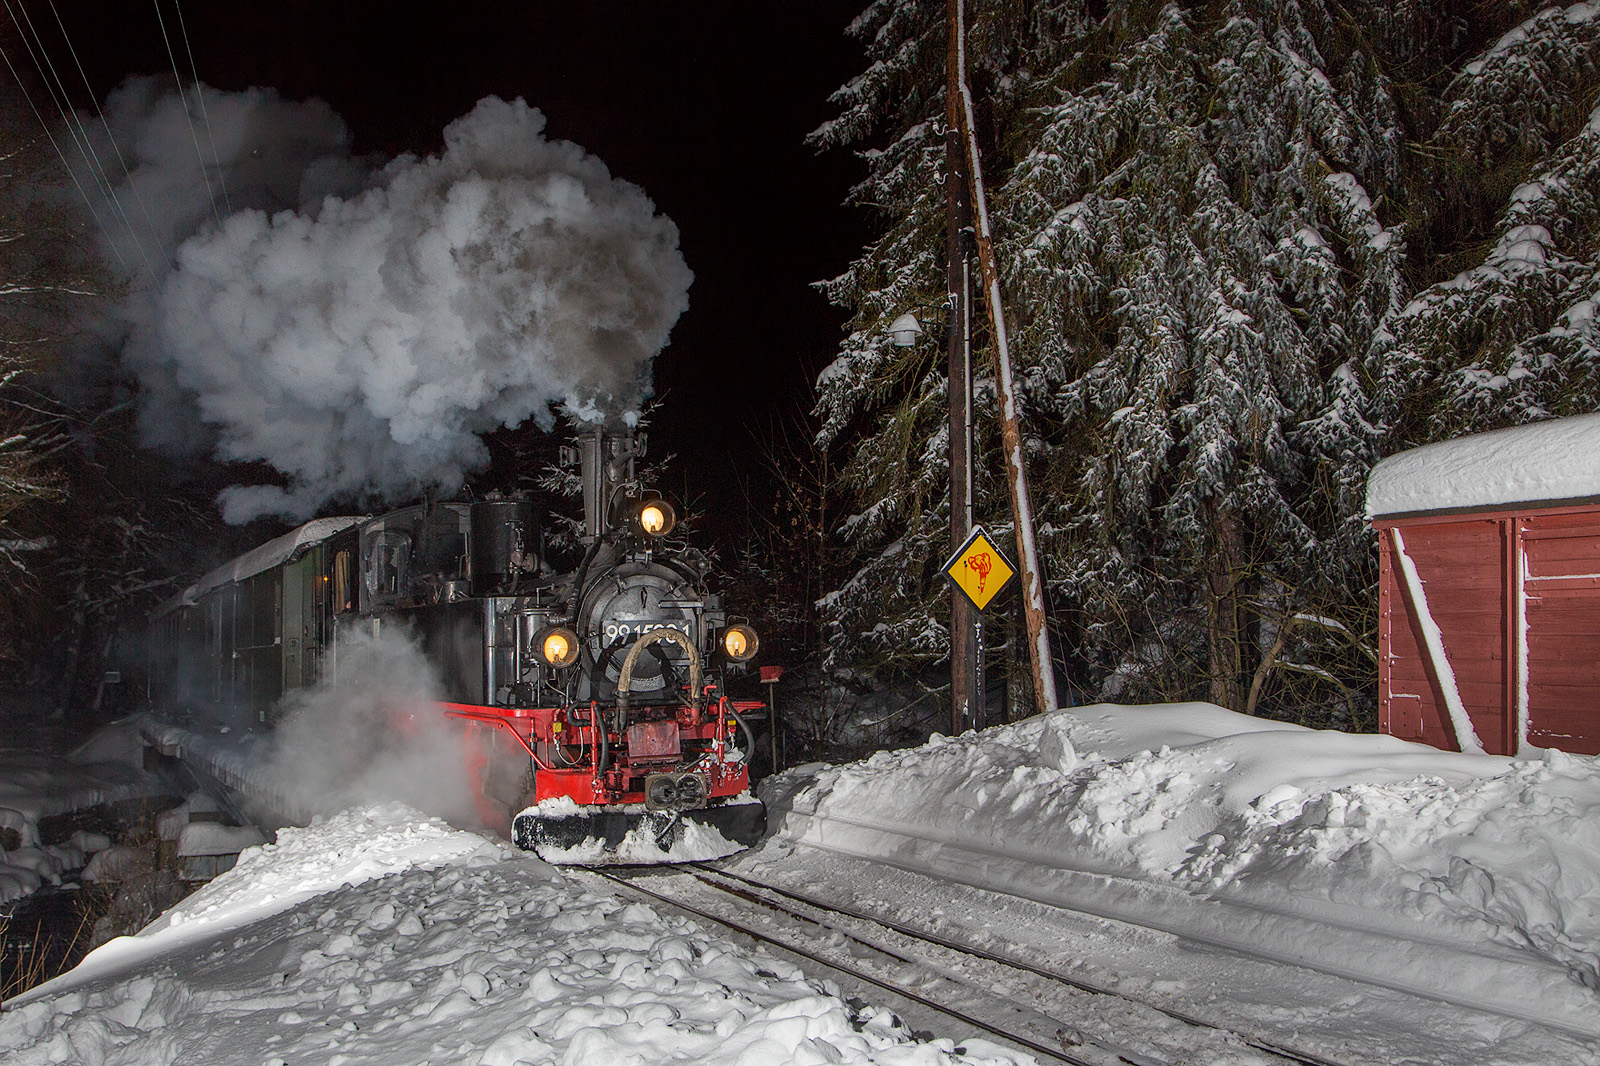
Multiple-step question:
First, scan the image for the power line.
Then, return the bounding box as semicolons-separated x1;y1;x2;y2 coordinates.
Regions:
3;0;154;272
171;0;229;216
150;0;219;226
5;1;111;194
0;42;126;270
6;0;160;276
42;0;165;277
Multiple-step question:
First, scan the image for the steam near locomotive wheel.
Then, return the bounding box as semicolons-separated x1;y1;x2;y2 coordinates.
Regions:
147;425;766;863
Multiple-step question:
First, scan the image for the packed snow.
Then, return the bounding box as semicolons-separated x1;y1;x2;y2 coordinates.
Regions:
1366;409;1600;516
734;703;1600;1060
522;795;761;866
3;804;1028;1066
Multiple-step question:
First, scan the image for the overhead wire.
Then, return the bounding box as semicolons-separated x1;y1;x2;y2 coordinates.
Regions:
0;41;123;269
2;0;150;272
4;0;232;282
8;1;169;279
44;0;165;277
170;0;228;216
4;1;97;177
149;0;219;226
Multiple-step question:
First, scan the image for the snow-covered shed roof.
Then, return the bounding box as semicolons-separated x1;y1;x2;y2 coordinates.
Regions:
1366;412;1600;518
186;517;366;603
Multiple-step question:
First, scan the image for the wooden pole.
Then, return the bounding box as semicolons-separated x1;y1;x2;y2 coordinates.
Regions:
760;666;785;771
945;22;977;735
949;0;1059;715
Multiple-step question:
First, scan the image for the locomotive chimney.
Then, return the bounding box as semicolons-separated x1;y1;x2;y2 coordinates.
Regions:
580;427;606;540
577;425;643;542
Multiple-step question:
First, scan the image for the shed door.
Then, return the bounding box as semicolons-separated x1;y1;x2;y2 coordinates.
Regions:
1379;518;1514;754
1522;514;1600;755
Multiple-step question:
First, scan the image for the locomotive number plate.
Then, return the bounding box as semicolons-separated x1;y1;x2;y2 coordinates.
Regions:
603;621;689;642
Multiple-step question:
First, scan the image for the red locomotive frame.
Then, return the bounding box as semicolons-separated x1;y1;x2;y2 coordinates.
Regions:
445;694;763;820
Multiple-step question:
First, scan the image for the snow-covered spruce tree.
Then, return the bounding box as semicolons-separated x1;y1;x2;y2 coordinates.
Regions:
816;0;1411;723
809;0;1070;716
1003;1;1409;715
1381;4;1600;441
810;0;965;696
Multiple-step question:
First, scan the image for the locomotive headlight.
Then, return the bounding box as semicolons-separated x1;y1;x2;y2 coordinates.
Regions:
722;624;759;663
636;499;675;537
534;625;581;668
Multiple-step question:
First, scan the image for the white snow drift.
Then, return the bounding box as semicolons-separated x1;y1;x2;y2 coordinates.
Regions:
3;805;1027;1066
743;703;1600;1041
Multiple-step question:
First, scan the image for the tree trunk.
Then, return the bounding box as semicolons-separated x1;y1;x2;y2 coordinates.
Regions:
53;582;88;720
1206;508;1246;711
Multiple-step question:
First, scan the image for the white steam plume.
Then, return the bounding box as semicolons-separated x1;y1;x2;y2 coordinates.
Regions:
87;83;692;523
263;626;476;825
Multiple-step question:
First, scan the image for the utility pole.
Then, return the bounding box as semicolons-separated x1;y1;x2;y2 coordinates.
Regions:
948;0;1059;715
945;19;978;736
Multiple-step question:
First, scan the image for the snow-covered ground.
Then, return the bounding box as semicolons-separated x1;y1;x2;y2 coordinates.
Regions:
0;718;162;904
4;702;1599;1064
2;805;1028;1066
732;703;1600;1063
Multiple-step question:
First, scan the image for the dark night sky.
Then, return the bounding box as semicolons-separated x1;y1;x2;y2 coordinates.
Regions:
25;0;868;544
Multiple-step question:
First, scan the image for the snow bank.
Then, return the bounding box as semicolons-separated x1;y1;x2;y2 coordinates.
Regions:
775;702;1517;875
175;822;268;858
1178;747;1600;982
0;725;160;831
3;807;1028;1066
1366;411;1600;517
25;803;509;995
754;703;1600;1033
80;846;148;885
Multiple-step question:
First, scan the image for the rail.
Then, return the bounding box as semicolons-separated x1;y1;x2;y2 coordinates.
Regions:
580;865;1350;1066
687;864;1347;1066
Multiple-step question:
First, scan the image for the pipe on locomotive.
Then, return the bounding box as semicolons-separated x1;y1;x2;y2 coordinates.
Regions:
616;626;702;713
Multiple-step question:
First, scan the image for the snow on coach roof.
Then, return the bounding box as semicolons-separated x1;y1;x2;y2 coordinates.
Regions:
154;517;366;613
192;517;365;599
1366;412;1600;518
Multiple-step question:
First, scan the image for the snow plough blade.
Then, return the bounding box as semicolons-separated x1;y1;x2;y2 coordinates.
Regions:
513;798;766;865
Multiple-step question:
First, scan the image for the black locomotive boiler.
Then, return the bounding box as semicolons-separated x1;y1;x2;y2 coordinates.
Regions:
148;426;767;861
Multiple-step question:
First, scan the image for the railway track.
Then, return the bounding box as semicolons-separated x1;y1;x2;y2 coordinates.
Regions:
763;806;1600;1046
579;863;1350;1066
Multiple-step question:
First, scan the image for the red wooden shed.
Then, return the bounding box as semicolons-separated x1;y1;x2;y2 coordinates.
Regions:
1368;412;1600;757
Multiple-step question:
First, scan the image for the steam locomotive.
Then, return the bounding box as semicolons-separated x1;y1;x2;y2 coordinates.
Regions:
147;426;766;862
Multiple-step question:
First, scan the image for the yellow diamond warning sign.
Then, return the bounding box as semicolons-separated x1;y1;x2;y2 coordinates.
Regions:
943;526;1016;613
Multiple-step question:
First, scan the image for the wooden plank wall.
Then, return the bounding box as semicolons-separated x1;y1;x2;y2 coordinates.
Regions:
1377;506;1600;757
1378;518;1512;754
1522;513;1600;755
